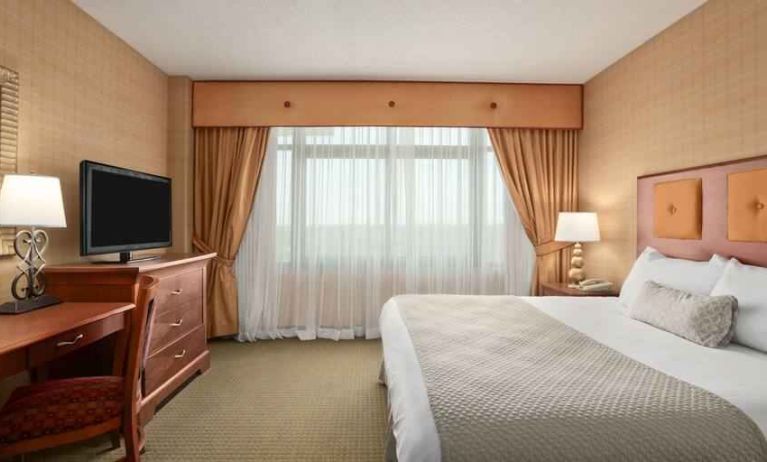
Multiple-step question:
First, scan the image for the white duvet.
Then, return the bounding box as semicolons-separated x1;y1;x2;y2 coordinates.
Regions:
379;295;767;462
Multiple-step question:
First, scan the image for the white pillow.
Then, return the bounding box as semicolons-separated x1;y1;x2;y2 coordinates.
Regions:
710;259;767;352
619;247;728;308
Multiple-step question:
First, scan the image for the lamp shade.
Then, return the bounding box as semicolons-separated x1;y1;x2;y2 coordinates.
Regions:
0;175;67;228
554;212;600;242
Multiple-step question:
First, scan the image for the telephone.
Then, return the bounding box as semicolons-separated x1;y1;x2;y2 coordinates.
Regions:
578;279;613;292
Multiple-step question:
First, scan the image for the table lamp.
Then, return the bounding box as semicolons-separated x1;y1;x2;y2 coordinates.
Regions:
554;212;600;288
0;174;67;314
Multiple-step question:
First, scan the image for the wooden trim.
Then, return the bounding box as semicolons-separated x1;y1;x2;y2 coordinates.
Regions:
196;78;583;86
637;154;767;179
44;253;217;274
192;81;583;129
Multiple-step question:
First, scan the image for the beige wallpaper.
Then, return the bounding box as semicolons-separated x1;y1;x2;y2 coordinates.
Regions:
580;0;767;286
168;76;194;253
0;0;168;299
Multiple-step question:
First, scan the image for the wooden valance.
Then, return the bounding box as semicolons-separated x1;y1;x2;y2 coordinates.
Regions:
192;81;582;129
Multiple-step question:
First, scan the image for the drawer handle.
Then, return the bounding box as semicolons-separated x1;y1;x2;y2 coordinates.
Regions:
171;289;183;295
56;333;84;348
174;349;187;359
170;318;184;327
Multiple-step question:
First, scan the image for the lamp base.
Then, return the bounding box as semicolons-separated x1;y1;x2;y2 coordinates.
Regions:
0;294;61;314
567;242;586;288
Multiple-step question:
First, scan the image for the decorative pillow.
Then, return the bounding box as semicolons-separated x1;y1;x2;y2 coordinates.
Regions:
619;247;727;308
628;281;738;348
710;259;767;352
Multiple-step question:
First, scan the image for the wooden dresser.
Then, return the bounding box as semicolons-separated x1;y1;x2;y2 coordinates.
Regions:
44;253;215;423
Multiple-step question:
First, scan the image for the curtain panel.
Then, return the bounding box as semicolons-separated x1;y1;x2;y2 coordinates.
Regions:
235;127;534;341
194;126;270;338
488;128;578;295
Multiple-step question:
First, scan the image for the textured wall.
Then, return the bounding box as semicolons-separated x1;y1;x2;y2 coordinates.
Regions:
580;0;767;286
168;76;194;253
0;0;168;299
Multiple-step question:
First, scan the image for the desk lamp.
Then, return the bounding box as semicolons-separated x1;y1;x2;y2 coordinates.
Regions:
554;212;601;288
0;174;66;314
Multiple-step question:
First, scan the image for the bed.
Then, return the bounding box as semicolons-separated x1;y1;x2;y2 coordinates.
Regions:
379;157;767;461
380;295;767;461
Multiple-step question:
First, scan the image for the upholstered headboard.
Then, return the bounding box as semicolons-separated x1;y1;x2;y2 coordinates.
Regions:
637;155;767;266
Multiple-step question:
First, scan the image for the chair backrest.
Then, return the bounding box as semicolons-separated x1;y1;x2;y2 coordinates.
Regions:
123;276;160;418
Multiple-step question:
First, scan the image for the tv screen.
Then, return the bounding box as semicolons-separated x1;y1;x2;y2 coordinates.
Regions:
80;161;171;257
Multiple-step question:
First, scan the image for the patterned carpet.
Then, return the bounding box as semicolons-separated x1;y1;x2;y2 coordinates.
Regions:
29;339;388;461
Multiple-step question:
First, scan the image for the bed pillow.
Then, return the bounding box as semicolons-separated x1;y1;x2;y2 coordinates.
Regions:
618;247;727;308
628;281;738;348
710;259;767;352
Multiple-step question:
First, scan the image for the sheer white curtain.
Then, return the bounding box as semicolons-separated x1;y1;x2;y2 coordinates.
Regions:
235;127;534;341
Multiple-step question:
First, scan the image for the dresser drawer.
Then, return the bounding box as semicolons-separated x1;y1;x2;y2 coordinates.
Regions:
144;326;206;395
28;313;125;368
148;298;203;355
156;269;203;310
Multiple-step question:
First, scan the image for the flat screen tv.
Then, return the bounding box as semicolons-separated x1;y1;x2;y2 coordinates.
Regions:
80;161;171;262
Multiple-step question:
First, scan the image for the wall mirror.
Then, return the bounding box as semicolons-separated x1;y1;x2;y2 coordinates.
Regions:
0;66;19;256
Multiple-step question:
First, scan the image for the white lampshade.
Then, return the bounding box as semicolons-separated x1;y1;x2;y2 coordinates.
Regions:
554;212;600;243
0;175;67;228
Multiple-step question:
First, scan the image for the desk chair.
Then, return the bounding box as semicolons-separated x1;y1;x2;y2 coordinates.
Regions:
0;276;159;461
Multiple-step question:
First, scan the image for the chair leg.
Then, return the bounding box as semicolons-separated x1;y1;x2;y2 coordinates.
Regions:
123;421;141;462
139;425;147;455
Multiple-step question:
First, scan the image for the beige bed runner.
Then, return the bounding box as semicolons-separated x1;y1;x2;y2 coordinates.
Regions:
395;294;767;461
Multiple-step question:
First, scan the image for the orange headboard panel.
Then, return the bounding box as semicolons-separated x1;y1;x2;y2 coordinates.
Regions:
653;179;702;240
727;168;767;242
637;155;767;266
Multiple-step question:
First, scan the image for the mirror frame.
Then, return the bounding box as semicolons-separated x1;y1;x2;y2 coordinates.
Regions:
0;66;19;256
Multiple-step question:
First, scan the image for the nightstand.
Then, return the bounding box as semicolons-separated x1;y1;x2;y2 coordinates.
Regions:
540;282;618;297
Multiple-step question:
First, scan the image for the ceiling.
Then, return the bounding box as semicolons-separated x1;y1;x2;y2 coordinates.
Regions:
74;0;705;83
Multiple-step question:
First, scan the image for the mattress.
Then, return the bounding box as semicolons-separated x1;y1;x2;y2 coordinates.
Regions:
379;295;767;462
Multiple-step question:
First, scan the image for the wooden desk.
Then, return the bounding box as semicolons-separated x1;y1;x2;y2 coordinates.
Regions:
0;302;135;380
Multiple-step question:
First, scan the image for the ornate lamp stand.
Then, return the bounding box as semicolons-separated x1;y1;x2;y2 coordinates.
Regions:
0;227;60;314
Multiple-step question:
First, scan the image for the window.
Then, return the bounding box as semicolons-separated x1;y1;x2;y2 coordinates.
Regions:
273;127;508;264
236;127;534;340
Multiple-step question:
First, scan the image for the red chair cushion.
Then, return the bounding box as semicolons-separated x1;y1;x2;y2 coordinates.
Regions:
0;376;124;446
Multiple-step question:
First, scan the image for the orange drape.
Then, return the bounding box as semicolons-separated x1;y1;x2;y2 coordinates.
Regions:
193;127;270;337
488;128;578;295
